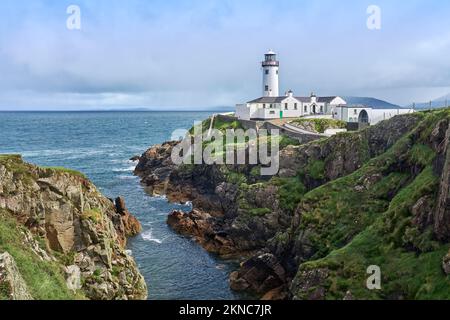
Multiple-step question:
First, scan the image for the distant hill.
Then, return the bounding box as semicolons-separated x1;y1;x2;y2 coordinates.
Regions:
405;93;450;110
343;96;402;109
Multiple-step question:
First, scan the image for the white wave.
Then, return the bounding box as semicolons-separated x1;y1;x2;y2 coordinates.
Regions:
22;148;105;159
118;175;138;180
141;229;163;244
112;166;136;172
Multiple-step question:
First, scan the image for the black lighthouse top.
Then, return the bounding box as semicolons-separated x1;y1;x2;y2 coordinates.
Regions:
262;50;279;67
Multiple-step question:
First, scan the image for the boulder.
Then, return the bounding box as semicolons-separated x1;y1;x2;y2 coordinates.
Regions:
0;252;33;300
114;196;142;238
443;251;450;275
229;253;286;296
65;265;82;292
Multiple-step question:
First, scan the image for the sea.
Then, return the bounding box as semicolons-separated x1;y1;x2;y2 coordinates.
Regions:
0;111;242;300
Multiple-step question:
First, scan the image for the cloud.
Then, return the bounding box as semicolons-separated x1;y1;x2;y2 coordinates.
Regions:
0;0;450;109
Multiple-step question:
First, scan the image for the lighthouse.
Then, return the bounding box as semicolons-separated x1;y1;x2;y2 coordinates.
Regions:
262;50;279;97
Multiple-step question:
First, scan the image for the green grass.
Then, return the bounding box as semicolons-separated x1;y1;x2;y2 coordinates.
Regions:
0;155;88;181
272;177;307;213
42;167;88;179
0;209;82;300
291;118;347;134
305;160;326;180
408;144;436;167
0;154;22;161
249;208;272;217
189;117;244;135
0;154;36;185
290;110;450;299
279;136;301;149
297;226;450;300
81;208;103;224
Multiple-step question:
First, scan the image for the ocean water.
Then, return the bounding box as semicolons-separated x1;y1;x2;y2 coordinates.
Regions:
0;111;241;300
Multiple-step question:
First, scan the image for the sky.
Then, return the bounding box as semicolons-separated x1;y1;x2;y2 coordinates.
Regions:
0;0;450;110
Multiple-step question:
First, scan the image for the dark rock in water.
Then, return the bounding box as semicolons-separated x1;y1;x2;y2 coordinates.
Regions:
261;286;288;300
167;210;236;256
229;253;286;297
136;111;450;300
130;155;140;162
114;196;143;239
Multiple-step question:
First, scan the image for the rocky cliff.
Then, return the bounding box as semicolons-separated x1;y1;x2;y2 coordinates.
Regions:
0;155;147;300
135;110;450;300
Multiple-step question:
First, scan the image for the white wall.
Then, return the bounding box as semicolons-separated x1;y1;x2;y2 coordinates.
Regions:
236;104;250;120
262;66;279;97
370;108;414;125
333;106;415;124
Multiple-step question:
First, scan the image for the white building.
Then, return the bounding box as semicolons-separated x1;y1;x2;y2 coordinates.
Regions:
236;51;414;125
334;105;414;125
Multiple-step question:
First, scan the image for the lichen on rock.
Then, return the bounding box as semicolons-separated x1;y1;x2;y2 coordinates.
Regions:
0;155;147;300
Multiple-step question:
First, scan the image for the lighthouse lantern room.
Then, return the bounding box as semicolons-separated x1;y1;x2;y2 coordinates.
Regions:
262;50;280;97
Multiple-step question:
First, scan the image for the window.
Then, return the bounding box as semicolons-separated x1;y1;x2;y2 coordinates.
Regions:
276;70;279;75
320;106;323;113
294;103;298;110
304;105;307;113
265;85;269;91
354;109;358;115
269;111;275;115
263;104;266;108
265;70;269;75
270;104;273;108
285;103;288;110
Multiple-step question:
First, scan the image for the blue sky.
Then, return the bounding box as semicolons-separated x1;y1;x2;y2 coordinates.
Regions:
0;0;450;110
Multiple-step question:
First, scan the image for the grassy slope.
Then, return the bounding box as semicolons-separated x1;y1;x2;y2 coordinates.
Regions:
0;209;82;300
0;155;85;300
290;109;450;299
291;118;347;133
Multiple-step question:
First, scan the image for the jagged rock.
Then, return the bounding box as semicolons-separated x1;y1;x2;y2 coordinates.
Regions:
45;208;76;253
443;251;450;275
0;156;147;300
129;156;140;162
22;229;56;262
114;196;142;240
0;252;33;300
343;291;354;300
412;196;434;231
229;253;286;296
133;112;438;300
261;286;288;300
434;122;450;241
65;265;82;292
291;268;329;300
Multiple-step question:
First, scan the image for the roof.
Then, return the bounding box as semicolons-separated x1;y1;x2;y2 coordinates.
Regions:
295;97;311;103
338;104;412;110
318;96;340;103
248;96;344;104
247;97;287;104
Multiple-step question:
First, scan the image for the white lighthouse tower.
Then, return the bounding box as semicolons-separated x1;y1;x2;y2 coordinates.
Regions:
262;50;279;97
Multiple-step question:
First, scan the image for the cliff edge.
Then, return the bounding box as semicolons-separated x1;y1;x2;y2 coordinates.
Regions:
0;155;147;300
135;109;450;300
